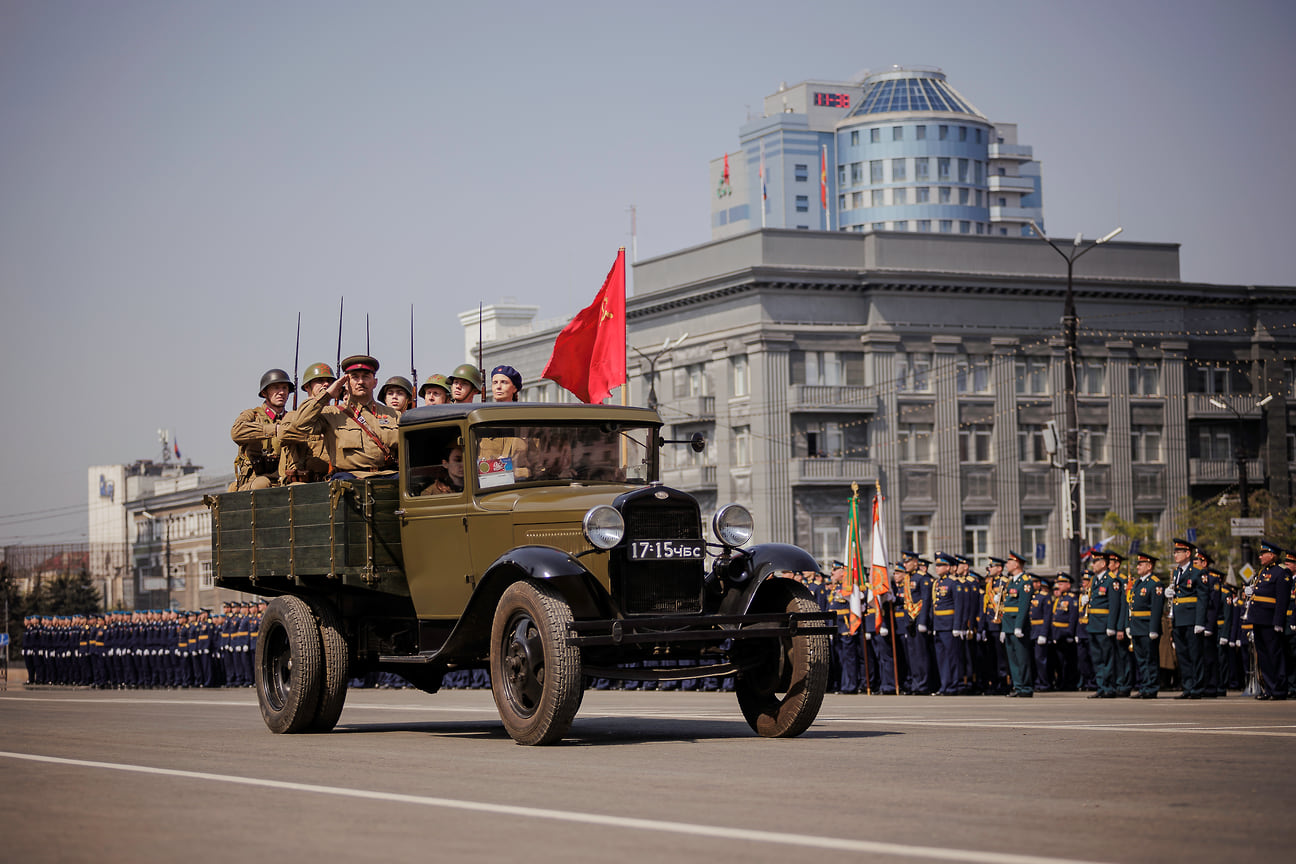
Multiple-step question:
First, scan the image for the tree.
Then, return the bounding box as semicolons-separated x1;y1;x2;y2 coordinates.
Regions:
1098;512;1166;563
1174;490;1296;580
31;568;100;617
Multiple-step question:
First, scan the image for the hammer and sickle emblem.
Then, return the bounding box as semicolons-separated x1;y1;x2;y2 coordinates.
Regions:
600;298;614;322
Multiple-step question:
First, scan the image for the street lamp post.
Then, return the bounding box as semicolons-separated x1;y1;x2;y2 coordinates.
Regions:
632;333;688;411
1209;394;1273;565
1029;222;1122;583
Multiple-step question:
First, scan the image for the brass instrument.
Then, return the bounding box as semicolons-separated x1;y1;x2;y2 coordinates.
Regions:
902;568;919;621
990;574;1006;624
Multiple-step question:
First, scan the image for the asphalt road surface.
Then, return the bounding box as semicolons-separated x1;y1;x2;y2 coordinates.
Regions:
2;685;1292;864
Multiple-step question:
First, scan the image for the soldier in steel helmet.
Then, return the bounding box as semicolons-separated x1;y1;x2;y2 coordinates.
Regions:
231;369;292;491
420;374;451;405
448;364;483;403
283;354;399;480
379;375;415;415
278;362;335;484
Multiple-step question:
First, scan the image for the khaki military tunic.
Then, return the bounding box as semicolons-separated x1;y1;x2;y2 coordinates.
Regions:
277;407;330;483
286;394;399;477
231;404;285;491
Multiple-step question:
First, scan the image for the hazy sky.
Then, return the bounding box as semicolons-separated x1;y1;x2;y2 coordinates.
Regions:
2;0;1293;544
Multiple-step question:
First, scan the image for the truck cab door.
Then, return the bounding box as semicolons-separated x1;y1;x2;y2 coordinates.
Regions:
398;426;477;619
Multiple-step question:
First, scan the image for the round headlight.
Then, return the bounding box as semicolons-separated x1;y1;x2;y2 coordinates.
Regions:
713;504;754;547
583;505;625;550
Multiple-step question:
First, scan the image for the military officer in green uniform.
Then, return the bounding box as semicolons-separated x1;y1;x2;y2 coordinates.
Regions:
1086;550;1123;698
231;369;292;491
1126;551;1165;698
285;354;399;479
1000;551;1034;697
1165;538;1207;699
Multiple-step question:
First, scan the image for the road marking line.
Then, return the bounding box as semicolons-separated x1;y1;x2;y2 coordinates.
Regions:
0;750;1112;864
816;718;1296;737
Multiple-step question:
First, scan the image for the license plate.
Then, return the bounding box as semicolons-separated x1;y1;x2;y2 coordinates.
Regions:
628;539;705;561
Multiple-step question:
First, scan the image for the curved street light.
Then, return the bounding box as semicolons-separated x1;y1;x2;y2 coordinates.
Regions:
1208;394;1273;564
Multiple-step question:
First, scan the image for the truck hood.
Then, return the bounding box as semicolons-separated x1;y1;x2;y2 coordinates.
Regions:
475;483;640;518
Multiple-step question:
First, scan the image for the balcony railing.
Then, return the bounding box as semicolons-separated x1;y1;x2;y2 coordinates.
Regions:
988;175;1035;193
789;384;877;411
667;395;716;420
789;457;877;484
988;143;1033;160
661;464;717;489
1188;458;1264;485
1185;393;1267;419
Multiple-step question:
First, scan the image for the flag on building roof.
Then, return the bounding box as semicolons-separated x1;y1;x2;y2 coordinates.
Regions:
541;249;626;404
819;144;828;209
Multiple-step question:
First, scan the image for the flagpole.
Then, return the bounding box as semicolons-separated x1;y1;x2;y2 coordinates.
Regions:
878;479;900;695
851;482;871;695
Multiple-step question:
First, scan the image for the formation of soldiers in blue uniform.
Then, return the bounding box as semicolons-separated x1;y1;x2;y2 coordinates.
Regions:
21;601;263;689
797;539;1296;700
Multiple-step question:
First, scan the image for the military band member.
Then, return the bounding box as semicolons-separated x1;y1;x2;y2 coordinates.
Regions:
1195;548;1223;697
1165;538;1207;699
864;568;900;694
285;354;399;480
930;553;963;695
231;369;292;491
827;562;860;694
1126;551;1165;698
1001;551;1034;697
1244;540;1290;700
980;556;1009;694
1076;570;1095;690
1029;573;1053;691
279;362;335;484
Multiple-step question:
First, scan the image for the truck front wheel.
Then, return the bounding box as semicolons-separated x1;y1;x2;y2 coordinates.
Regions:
489;580;583;745
255;596;323;734
734;578;829;738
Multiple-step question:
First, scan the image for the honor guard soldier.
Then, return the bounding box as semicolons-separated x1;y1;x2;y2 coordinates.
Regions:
864;568;900;694
980;556;1009;694
447;364;483;403
279;362;335;484
1076;570;1095;690
285;354;400;480
1165;538;1208;699
1194;548;1224;697
827;561;861;694
1050;573;1079;691
1126;552;1165;698
420;374;451;405
899;552;934;695
1000;552;1034;697
1085;551;1123;698
231;369;292;491
930;553;963;695
1243;540;1290;700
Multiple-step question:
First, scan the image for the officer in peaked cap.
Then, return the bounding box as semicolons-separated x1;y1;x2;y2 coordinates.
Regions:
1127;551;1165;698
1001;552;1034;697
1244;540;1290;699
930;553;962;695
1050;572;1080;691
1166;538;1208;698
1105;550;1135;697
1192;547;1224;697
284;354;400;480
1284;548;1296;699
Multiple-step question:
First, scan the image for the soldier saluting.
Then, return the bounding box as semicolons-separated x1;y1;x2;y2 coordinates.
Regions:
231;369;292;491
284;354;399;480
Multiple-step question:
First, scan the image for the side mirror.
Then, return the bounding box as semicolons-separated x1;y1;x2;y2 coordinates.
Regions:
690;432;706;453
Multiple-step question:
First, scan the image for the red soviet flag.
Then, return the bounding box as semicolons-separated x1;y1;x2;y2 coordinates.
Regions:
542;249;626;403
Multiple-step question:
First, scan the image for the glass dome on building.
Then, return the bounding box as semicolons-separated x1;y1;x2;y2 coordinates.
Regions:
846;67;985;119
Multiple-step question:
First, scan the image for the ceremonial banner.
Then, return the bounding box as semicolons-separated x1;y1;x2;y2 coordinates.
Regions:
542;249;626;404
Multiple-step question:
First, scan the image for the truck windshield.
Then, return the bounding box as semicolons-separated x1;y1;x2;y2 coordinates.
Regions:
472;422;654;489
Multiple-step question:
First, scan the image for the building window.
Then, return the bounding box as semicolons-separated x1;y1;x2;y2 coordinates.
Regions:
1015;357;1050;395
915;125;926;140
976;128;983;144
731;355;749;397
1196;426;1233;460
794;164;808;182
939;220;953;233
732;425;751;466
959;126;968;142
838;165;846;185
1078;360;1107;395
870;160;884;183
1128;361;1160;396
838;194;846;211
851;191;864;208
809;514;843;569
200;561;214;590
939;187;951;203
998;197;1007;207
956;356;991;393
795;195;809;212
937;158;951;181
959;220;971;234
958;158;969;183
896;352;933;392
916;187;930;203
871;190;884;206
1018;424;1049;463
892;158;906;181
1187;362;1249;394
902;514;931;559
898;423;934;462
1133;471;1162;499
1084;469;1108;500
1021;514;1049;563
963;514;990;567
871;128;880;143
850;130;859;146
1131;425;1163;463
914;158;929;181
850;162;863;184
939;125;949;141
892;126;903;141
800;419;869;459
893;188;907;205
893;220;907;231
1081;425;1108;463
958;188;970;205
975;161;984;184
959;425;993;463
917;219;931;232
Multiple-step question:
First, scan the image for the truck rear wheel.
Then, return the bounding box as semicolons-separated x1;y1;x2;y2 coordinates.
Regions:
734;579;829;738
489;580;583;745
304;597;349;733
255;596;323;734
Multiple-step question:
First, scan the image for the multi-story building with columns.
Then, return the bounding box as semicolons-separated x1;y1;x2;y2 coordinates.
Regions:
467;229;1295;572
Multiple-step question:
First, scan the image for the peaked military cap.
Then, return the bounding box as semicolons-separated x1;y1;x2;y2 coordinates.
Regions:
935;553;958;566
1259;539;1283;556
1137;551;1158;565
987;556;1007;566
340;354;380;375
1172;538;1197;553
1191;548;1212;565
1007;550;1028;565
901;550;920;561
1105;550;1125;562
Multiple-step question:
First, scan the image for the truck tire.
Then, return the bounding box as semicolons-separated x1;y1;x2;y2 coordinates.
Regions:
489;580;583;745
304;597;349;733
255;596;323;734
734;578;829;738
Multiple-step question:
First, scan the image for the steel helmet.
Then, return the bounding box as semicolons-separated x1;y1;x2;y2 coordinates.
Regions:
378;375;414;401
419;373;451;398
448;363;483;391
258;368;292;397
301;362;335;391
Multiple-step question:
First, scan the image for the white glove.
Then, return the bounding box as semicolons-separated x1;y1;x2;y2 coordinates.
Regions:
954;630;964;639
1276;626;1284;633
999;632;1007;644
1106;628;1116;637
1036;635;1046;645
1204;630;1213;637
1248;632;1255;644
1219;637;1227;646
879;626;889;637
1194;625;1205;635
1243;585;1254;597
1125;629;1132;639
1150;631;1159;640
1163;586;1176;600
918;624;928;633
1013;627;1024;638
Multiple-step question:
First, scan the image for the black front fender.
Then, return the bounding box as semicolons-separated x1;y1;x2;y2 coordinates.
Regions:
716;542;820;616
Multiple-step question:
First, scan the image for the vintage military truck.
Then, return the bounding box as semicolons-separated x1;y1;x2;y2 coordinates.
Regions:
208;402;832;745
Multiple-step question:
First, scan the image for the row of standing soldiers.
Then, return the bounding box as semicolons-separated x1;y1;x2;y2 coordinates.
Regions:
796;538;1296;700
21;602;265;689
